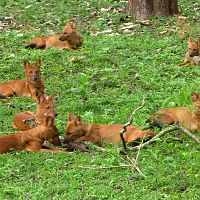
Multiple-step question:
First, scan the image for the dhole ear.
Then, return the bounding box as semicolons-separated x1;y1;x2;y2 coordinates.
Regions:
188;37;192;43
191;92;199;102
68;113;75;121
24;60;30;69
44;115;53;127
72;21;77;29
46;95;52;100
36;60;41;67
37;94;45;104
74;116;82;126
197;39;200;46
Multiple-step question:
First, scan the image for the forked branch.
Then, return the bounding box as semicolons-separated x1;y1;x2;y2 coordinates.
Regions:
131;123;200;151
120;97;146;150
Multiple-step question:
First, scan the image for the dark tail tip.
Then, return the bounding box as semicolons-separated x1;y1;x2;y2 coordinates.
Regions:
143;120;164;130
25;43;37;49
0;94;6;99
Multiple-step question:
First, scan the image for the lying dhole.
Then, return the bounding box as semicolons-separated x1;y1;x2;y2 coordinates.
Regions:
147;92;200;131
64;113;154;144
25;20;83;50
0;116;71;154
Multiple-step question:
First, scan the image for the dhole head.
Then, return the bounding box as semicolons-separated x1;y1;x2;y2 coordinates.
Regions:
63;20;77;34
36;94;58;118
24;60;41;82
64;113;84;143
42;115;62;146
187;38;200;57
191;92;200;113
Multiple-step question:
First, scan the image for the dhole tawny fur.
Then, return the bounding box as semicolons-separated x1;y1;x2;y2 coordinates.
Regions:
0;116;69;154
64;113;154;144
25;20;83;50
177;37;200;66
147;92;200;131
13;94;57;131
0;60;44;100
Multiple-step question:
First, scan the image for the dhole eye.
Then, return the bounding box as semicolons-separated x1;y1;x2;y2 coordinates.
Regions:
29;71;33;73
46;106;50;109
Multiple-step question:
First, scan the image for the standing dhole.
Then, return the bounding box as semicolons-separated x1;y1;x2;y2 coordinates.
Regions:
13;94;57;131
147;92;200;131
0;60;44;100
177;37;200;66
64;113;154;144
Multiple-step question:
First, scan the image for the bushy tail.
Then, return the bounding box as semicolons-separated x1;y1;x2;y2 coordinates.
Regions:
25;42;46;49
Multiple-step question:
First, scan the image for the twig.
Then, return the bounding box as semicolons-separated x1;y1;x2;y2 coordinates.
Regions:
89;144;108;152
120;97;146;150
72;165;130;170
178;125;200;144
125;155;147;178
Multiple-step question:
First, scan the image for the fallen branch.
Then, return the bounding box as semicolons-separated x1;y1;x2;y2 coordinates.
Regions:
178;125;200;144
120;97;146;150
131;123;200;151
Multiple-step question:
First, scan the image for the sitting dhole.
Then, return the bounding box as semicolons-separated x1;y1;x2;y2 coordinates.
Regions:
147;92;200;131
25;20;83;50
177;37;200;66
13;94;57;131
0;60;44;100
64;113;154;144
0;116;70;154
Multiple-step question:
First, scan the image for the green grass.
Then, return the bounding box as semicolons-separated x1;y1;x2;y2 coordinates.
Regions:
0;0;200;199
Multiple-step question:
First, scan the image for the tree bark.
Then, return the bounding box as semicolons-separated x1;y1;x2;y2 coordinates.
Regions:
128;0;179;20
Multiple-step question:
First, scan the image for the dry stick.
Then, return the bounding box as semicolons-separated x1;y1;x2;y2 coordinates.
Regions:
73;165;130;170
178;125;200;143
120;97;146;150
131;124;200;151
118;97;147;177
125;155;147;178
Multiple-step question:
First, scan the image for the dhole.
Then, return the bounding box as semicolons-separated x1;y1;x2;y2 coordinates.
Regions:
13;94;57;131
177;37;200;66
147;92;200;131
25;20;83;50
0;116;70;154
0;60;44;100
64;113;154;144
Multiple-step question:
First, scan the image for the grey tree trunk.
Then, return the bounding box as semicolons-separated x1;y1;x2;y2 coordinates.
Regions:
128;0;179;19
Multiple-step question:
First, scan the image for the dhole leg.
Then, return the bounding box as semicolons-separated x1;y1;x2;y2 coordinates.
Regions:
0;87;16;97
177;58;190;66
126;130;154;143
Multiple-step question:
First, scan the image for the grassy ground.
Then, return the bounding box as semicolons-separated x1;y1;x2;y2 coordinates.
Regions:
0;0;200;199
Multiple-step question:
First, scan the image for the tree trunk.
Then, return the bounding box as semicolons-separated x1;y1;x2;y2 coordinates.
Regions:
128;0;179;20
